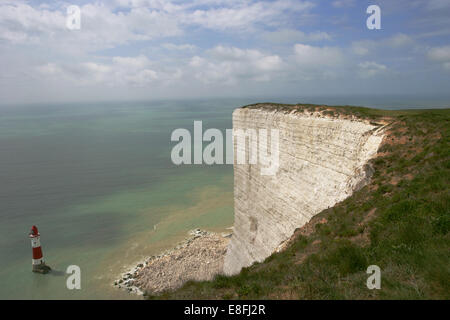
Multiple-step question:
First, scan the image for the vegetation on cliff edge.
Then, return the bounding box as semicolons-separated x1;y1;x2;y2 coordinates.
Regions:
146;104;449;300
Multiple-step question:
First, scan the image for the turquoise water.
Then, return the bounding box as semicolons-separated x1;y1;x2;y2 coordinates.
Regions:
0;99;257;299
0;96;448;300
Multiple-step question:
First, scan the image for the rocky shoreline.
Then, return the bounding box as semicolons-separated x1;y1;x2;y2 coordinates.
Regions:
113;228;232;296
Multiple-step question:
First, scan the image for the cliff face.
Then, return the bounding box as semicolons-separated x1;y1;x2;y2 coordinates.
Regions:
224;106;385;275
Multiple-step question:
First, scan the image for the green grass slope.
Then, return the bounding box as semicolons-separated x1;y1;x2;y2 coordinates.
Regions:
147;104;449;300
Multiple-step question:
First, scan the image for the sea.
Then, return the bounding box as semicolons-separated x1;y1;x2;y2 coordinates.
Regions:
0;95;448;299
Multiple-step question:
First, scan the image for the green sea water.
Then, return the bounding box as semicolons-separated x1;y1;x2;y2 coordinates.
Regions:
0;99;253;299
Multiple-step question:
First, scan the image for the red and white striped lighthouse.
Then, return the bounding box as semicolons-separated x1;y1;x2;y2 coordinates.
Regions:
29;225;51;274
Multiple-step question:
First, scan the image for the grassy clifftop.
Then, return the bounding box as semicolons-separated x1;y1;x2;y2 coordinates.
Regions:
148;104;449;300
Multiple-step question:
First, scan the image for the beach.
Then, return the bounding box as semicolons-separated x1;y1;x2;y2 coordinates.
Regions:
114;229;232;295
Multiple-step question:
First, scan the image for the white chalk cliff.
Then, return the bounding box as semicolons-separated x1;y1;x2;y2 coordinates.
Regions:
224;105;385;275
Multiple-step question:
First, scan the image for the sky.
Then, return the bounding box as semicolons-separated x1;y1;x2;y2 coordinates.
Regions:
0;0;449;105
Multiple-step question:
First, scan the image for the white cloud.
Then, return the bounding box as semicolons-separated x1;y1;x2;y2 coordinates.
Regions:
34;45;286;88
385;33;414;48
352;41;371;56
294;44;343;67
427;46;450;62
290;44;347;80
185;0;314;31
351;34;415;56
161;43;197;51
36;55;161;87
189;46;284;84
187;44;352;85
0;0;316;56
0;2;182;54
358;61;388;78
36;63;63;75
262;28;331;44
0;2;65;44
189;56;205;67
112;55;152;69
332;0;355;8
427;45;450;71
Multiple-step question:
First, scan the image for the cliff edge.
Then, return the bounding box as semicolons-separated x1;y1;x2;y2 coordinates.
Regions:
224;104;386;275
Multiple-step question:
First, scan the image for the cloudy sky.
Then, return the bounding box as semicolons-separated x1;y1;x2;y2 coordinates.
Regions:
1;0;449;105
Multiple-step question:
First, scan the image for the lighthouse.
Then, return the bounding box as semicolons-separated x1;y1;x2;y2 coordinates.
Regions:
29;225;51;274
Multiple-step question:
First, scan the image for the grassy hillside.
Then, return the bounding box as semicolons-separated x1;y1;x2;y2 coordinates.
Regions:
147;104;449;300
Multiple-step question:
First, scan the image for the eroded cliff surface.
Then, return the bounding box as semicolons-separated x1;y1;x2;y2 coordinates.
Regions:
224;105;385;275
